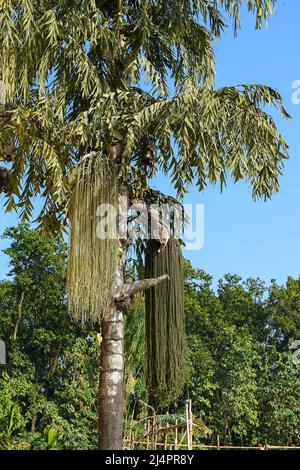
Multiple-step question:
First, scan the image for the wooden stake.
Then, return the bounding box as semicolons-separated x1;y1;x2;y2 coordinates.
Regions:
151;417;155;450
146;418;150;450
189;399;193;450
164;424;168;450
178;430;187;450
185;400;191;450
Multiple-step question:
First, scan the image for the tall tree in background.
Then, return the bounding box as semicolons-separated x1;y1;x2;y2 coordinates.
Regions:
0;225;99;450
0;0;289;449
1;232;300;449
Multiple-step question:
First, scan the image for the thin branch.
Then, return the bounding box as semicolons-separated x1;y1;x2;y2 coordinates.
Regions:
114;274;169;302
13;288;25;340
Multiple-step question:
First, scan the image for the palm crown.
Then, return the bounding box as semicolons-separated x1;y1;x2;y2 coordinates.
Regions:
0;0;288;230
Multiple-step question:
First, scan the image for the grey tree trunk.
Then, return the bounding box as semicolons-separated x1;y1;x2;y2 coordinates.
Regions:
98;126;126;449
98;304;124;449
97;180;169;449
98;255;125;450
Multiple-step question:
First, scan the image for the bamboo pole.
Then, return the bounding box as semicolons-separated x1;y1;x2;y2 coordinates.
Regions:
185;400;190;450
151;418;155;450
178;430;187;450
189;399;193;450
164;424;168;450
185;399;193;450
123;439;300;450
146;418;150;450
175;419;178;450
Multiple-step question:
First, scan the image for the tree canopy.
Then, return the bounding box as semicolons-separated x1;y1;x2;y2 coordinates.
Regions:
1;225;300;449
0;0;289;230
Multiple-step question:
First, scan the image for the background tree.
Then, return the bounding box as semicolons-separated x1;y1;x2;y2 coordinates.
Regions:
1;225;300;449
0;225;99;450
258;352;300;446
184;264;300;447
265;277;300;350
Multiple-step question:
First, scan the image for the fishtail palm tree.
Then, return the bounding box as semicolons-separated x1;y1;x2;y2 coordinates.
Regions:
0;0;289;449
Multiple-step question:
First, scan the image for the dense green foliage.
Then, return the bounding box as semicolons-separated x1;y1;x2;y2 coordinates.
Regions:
0;225;99;449
183;267;300;445
1;225;300;449
0;0;289;231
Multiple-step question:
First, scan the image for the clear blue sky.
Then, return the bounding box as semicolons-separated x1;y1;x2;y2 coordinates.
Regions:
1;1;299;287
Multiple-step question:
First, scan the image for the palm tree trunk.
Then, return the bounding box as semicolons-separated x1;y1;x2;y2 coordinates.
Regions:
98;253;125;450
97;200;169;449
98;304;124;449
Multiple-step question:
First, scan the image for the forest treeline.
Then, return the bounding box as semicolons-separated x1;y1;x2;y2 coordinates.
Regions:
0;225;299;449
